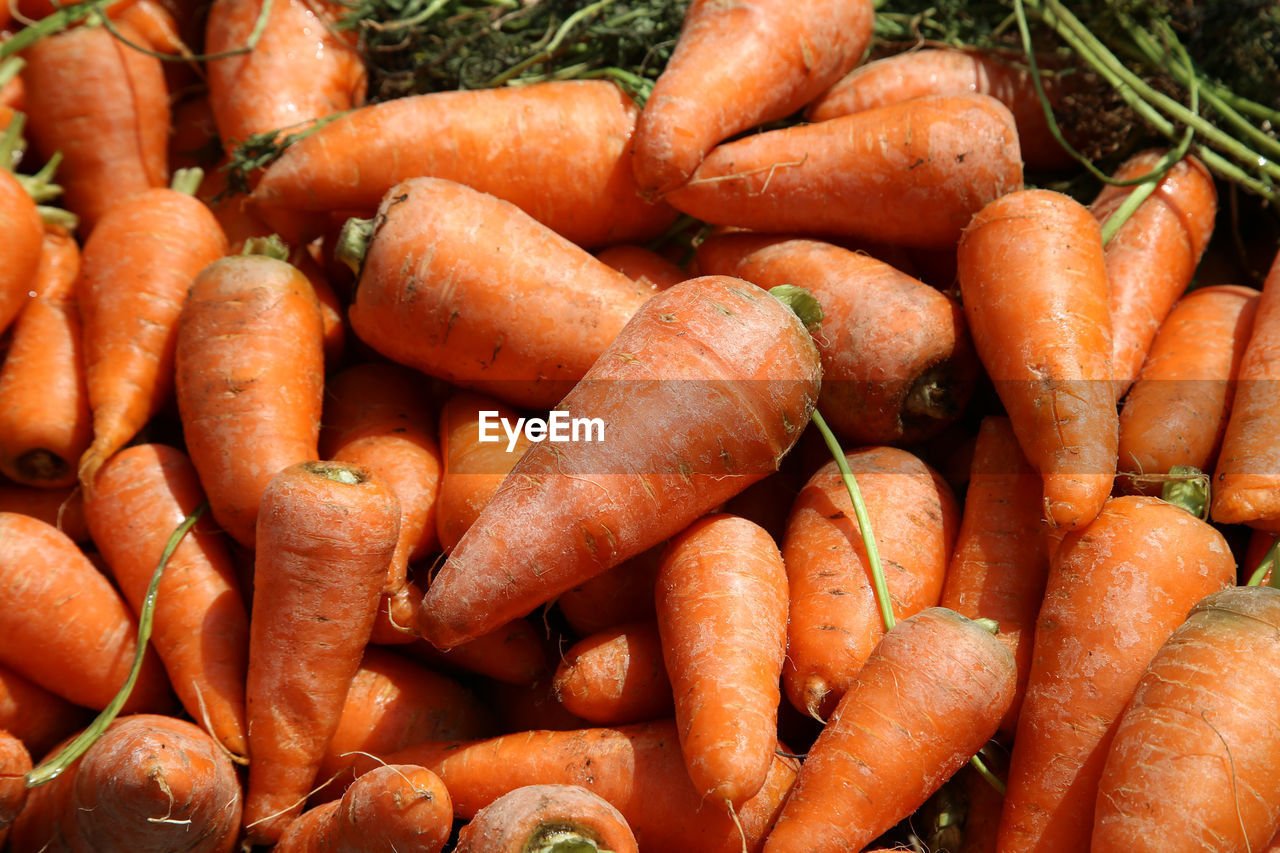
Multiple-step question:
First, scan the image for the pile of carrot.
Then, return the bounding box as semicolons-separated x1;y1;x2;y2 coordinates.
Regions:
2;0;1280;851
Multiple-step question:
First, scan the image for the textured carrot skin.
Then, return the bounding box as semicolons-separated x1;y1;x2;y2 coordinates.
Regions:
697;233;978;444
1118;284;1259;488
418;275;821;649
552;620;673;726
763;607;1016;853
251;80;678;249
664;94;1023;250
1091;151;1218;400
454;784;639;853
366;719;799;853
175;255;324;548
0;226;89;487
349;177;651;410
0;665;90;758
0;729;31;847
958;188;1116;530
1092;585;1280;852
939;416;1050;735
84;443;250;760
656;513;787;806
632;0;874;196
0;170;43;339
997;495;1236;853
243;461;400;845
77;188;229;488
782;446;960;720
0;512;173;712
20;22;168;233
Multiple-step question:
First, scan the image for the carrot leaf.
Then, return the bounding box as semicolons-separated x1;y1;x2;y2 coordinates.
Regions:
1159;465;1211;519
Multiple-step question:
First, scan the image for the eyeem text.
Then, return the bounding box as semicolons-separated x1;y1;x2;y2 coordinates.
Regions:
477;410;606;452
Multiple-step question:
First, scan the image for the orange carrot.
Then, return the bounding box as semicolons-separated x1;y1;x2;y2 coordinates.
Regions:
555;544;664;637
83;443;250;761
405;616;549;687
783;445;960;720
479;677;593;735
418;275;821;649
174;250;324;548
552;620;673;726
0;224;89;487
958;187;1116;529
455;784;639;853
762;607;1015;853
0;158;43;339
631;0;874;196
596;244;688;291
0;729;31;849
0;484;88;542
249;80;678;250
664;94;1023;250
242;460;399;845
0;665;91;758
368;579;423;645
996;495;1236;853
341;176;651;409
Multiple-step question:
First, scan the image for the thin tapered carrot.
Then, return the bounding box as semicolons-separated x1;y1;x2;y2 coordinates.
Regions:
655;512;788;808
783;445;960;721
1118;284;1259;490
552;620;673;726
555;544;664;637
418;275;821;649
939;416;1051;735
631;0;874;196
1092;585;1280;852
0;224;89;487
1091;150;1218;400
83;443;249;762
762;607;1016;853
958;187;1116;530
0;665;91;758
174;250;325;548
454;784;639;853
997;495;1236;853
250;80;679;250
369;579;422;645
595;244;688;291
243;460;400;845
664;94;1023;250
0;729;31;849
341;176;651;410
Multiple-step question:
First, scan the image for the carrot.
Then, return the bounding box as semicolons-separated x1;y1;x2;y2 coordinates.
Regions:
288;242;348;366
996;494;1236;853
249;80;678;250
1211;249;1280;530
552;620;673;726
341;176;651;409
805;46;1076;171
696;233;978;444
762;607;1016;853
277;764;452;853
363;718;799;853
596;244;688;291
405;616;549;687
20;21;168;234
479;678;594;735
663;94;1023;250
418;274;821;649
436;390;534;553
76;176;229;489
783;445;960;721
1091;150;1218;400
555;544;664;637
174;249;324;548
369;579;422;645
8;714;242;853
655;513;788;808
0;665;91;758
1092;585;1280;851
83;443;250;761
1118;284;1260;490
169;94;221;173
320;361;442;591
454;784;639;853
631;0;874;196
0;224;89;487
0;729;31;849
0;512;173;712
958;187;1116;529
939;416;1051;735
242;460;400;845
0;484;88;542
0;152;43;340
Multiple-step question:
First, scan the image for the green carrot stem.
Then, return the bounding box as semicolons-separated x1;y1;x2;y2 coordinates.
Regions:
170;167;205;196
0;0;104;61
1246;536;1280;588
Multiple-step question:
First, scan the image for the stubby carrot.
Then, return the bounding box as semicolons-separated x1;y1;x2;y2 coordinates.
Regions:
958;188;1116;529
454;784;639;853
552;620;673;726
664;94;1023;250
0;729;30;848
0;665;91;758
83;443;250;761
996;495;1236;853
418;275;821;649
763;607;1015;853
632;0;874;196
250;80;678;249
1092;585;1280;852
242;460;400;845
